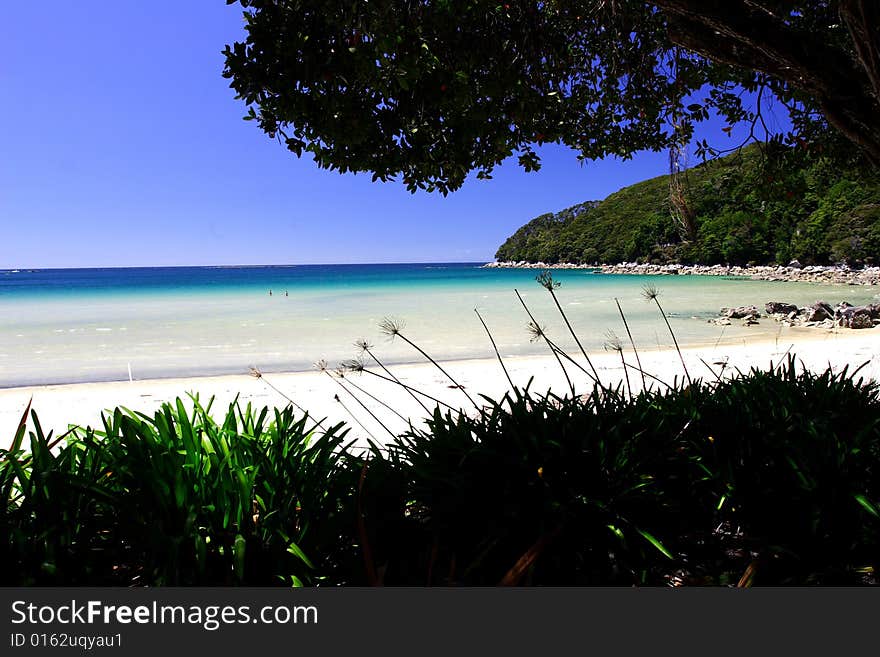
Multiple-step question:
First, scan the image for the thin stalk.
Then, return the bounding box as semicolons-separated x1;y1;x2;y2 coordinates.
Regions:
713;325;728;350
249;368;327;431
474;308;515;391
699;357;724;384
353;366;460;413
604;332;632;399
545;283;602;385
340;373;412;426
643;288;692;386
617;351;632;398
333;393;378;442
514;289;576;397
361;343;431;415
381;319;481;413
615;298;647;391
550;337;670;391
320;368;397;440
624;363;670;390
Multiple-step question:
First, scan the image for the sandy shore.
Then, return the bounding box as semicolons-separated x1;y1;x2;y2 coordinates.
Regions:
2;326;878;445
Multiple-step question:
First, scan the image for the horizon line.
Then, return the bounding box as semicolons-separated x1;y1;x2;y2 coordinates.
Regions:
0;260;495;272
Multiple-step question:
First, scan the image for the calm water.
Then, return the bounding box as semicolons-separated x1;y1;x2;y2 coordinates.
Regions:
1;263;877;387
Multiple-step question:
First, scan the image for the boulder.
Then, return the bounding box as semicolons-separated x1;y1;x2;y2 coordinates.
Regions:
788;259;803;269
765;301;798;315
805;301;833;322
721;305;761;319
838;305;873;328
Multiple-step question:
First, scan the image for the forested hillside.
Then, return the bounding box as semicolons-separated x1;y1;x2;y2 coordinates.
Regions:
495;146;880;266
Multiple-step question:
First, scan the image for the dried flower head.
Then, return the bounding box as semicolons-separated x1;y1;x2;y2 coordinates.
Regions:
249;366;263;379
354;338;374;353
379;316;405;338
603;330;623;353
314;359;328;372
341;358;366;373
642;285;660;301
536;270;560;291
526;320;547;343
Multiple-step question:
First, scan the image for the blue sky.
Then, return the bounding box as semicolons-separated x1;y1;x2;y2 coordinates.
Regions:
0;1;784;268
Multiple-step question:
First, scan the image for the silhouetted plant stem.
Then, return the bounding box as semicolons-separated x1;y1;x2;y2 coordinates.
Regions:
249;367;327;431
358;340;431;415
545;338;670;391
514;289;576;397
318;364;397;440
343;360;460;413
332;393;378;442
615;298;647;392
699;357;724;384
338;371;411;425
474;308;516;392
537;271;602;386
379;318;481;413
624;362;670;390
604;332;632;399
642;286;692;387
621;356;633;398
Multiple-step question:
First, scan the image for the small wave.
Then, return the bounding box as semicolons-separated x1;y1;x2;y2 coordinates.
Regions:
95;327;112;332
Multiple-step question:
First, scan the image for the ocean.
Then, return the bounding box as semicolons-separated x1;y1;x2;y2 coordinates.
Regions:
1;263;877;387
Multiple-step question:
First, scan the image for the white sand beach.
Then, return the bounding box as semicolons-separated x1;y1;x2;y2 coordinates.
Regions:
2;326;878;445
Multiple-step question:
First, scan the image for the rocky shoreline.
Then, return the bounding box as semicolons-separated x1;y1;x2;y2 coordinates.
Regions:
484;261;880;286
711;300;880;330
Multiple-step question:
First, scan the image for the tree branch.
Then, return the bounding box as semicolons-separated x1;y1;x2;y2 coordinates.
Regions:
650;0;880;164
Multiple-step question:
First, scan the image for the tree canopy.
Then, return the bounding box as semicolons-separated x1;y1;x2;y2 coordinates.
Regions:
222;1;880;194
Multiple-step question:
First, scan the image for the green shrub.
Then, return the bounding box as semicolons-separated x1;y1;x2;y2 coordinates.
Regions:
353;358;880;586
4;360;879;586
1;398;358;586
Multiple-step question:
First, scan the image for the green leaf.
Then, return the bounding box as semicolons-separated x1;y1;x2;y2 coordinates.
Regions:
233;534;247;580
637;529;673;559
287;541;315;569
854;494;880;518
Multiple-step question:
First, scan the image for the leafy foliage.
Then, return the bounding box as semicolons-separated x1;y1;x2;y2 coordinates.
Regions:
4;360;880;586
223;1;880;194
356;358;880;586
496;145;880;265
1;397;358;586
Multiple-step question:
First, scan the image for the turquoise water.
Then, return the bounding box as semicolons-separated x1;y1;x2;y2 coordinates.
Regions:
1;263;877;387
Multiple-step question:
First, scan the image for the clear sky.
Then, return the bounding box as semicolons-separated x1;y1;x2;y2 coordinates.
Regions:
0;1;783;269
